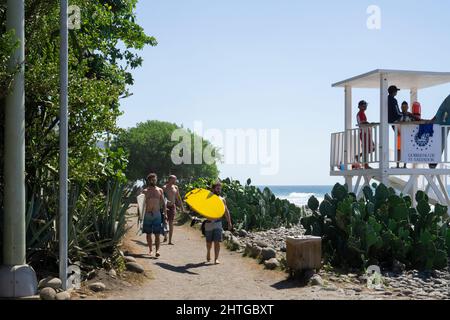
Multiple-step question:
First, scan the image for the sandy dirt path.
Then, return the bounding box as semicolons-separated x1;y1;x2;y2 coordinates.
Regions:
105;213;384;300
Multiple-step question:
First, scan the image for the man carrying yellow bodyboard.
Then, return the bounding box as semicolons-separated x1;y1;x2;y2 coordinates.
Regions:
185;180;232;264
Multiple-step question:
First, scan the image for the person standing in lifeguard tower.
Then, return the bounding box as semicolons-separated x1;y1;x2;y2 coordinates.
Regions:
396;101;418;168
356;100;374;169
388;85;402;124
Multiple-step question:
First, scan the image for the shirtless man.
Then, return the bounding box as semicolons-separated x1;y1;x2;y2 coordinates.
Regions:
142;173;167;257
205;181;232;264
162;175;185;245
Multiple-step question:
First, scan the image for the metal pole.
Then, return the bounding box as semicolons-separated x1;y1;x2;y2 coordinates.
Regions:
344;86;353;190
59;0;69;291
380;73;389;185
0;0;37;298
4;0;26;266
410;89;419;205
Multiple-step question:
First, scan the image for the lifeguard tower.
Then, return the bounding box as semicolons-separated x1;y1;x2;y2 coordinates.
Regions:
330;69;450;207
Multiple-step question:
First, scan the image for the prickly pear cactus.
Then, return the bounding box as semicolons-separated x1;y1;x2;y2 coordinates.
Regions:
302;183;450;270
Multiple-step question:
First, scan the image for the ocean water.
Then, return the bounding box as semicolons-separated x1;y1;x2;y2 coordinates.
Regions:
259;186;333;207
262;185;450;207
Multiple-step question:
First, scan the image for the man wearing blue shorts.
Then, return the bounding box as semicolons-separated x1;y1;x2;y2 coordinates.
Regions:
205;181;232;264
142;173;167;257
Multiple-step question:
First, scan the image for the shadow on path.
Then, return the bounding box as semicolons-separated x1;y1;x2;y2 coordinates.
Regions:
154;262;208;275
270;278;305;290
126;253;158;260
131;239;174;248
132;239;148;247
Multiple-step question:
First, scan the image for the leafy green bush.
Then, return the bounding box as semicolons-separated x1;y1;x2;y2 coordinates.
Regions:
22;180;131;277
183;178;306;231
113;120;220;182
0;29;18;98
302;183;450;270
0;0;154;270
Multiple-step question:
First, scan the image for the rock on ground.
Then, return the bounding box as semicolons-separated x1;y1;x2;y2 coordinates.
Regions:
38;276;62;290
261;247;276;261
40;287;57;300
310;275;324;286
223;231;232;240
238;229;248;237
250;245;262;258
126;262;145;273
124;256;137;263
244;243;253;256
89;282;107;292
108;269;117;278
56;291;71;300
255;240;269;248
237;224;306;255
228;236;240;251
264;258;280;270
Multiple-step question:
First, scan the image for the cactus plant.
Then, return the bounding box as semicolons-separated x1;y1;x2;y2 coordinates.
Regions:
302;183;450;270
183;178;307;231
308;196;320;212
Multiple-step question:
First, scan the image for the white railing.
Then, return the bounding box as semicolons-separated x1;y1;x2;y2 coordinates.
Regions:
331;124;450;172
330;131;345;170
330;124;379;170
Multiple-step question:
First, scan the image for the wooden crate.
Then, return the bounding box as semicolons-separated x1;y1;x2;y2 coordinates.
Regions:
286;236;322;271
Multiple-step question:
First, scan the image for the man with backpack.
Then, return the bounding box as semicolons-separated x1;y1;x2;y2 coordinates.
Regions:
204;181;233;264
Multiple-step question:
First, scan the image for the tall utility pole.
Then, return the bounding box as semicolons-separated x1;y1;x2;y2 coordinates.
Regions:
0;0;38;298
59;0;69;291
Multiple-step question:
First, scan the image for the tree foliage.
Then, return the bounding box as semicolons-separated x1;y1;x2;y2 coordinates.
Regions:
113;120;220;182
0;0;156;266
0;0;156;201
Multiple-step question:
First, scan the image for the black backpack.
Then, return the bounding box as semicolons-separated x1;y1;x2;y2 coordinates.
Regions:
201;220;206;236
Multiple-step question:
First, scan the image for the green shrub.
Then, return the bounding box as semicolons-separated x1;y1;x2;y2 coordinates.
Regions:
302;183;450;270
24;179;131;277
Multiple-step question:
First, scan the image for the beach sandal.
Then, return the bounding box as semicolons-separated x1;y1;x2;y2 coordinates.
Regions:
155;251;160;257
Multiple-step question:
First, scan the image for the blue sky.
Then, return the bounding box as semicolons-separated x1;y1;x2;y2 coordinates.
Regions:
118;0;450;185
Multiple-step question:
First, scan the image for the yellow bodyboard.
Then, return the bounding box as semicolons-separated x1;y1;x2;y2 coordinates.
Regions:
184;188;225;219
